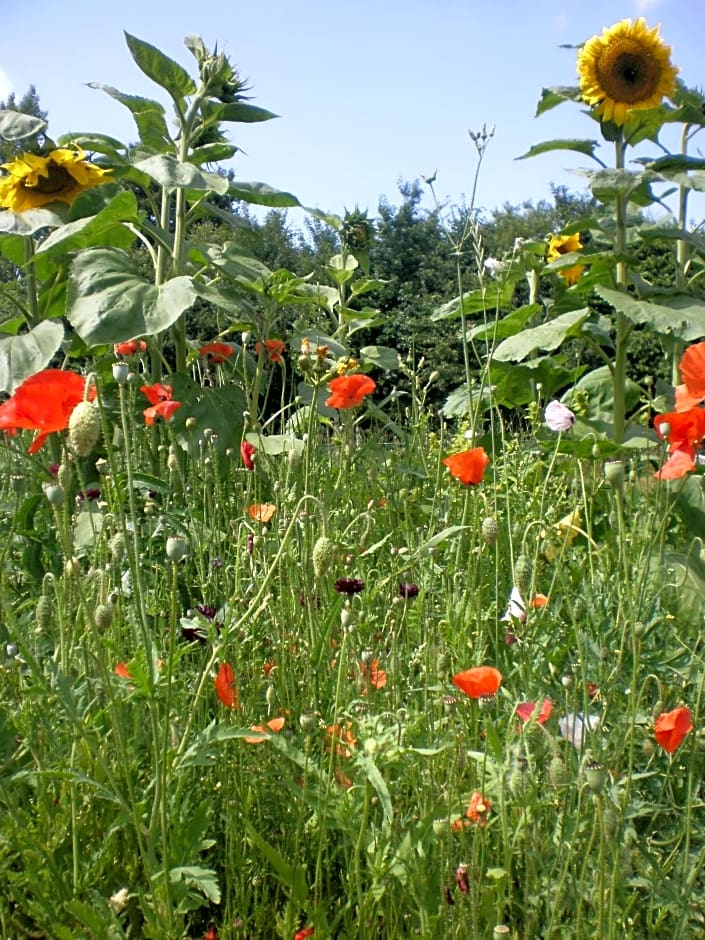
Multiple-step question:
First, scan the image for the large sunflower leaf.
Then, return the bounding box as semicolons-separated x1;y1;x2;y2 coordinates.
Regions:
87;84;172;151
517;139;602;161
169;375;245;459
468;303;541;342
492;309;590;362
35;190;139;257
124;32;197;101
0;320;65;394
0;110;47;141
534;86;582;116
228;181;302;208
597;285;705;342
66;248;196;346
133;154;229;193
0;207;64;236
432;280;516;321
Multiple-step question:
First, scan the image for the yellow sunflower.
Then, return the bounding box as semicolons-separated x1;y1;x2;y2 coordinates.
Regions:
0;147;111;212
577;18;679;126
547;233;584;286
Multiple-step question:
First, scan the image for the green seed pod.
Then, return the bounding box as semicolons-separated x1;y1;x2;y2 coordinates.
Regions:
108;532;126;562
93;603;114;630
584;759;606;795
548;755;568;788
514;554;533;596
68;401;101;457
312;536;335;578
481;517;499;546
35;594;53;631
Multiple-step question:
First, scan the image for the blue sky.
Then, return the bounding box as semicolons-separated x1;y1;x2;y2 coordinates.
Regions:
2;0;704;223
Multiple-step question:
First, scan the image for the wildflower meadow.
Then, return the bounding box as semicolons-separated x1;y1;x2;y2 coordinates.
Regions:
2;16;705;940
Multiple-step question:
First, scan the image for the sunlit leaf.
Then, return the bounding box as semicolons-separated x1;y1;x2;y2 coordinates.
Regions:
0;320;64;393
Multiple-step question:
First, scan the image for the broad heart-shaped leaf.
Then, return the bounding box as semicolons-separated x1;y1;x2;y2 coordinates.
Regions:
488;358;581;407
36;190;139;258
360;345;400;371
581;168;656;207
597;285;705;342
169;375;245;458
571;364;642;437
243;432;304;456
669;476;705;542
517;139;602;162
0;110;46;141
133;154;229;194
492;308;590;362
228;181;302;208
0;207;64;235
468;303;541;342
535;86;581;116
124;32;196;101
0;320;64;394
87;84;172;151
651;547;705;619
432;280;516;321
66;248;196;346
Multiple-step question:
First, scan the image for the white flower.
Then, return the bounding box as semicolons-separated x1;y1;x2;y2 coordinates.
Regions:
500;586;527;623
484;257;503;278
109;887;130;914
558;712;599;749
544;400;576;432
514;236;525;251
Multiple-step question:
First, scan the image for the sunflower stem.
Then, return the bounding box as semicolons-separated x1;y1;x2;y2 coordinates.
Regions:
612;134;632;444
23;236;39;329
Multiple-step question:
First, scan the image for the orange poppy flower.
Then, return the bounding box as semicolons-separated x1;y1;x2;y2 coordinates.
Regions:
360;658;388;692
140;383;181;426
653;408;705;479
465;791;491;827
443;447;490;485
654;706;693;754
214;662;239;709
452;666;502;699
325;373;376;409
114;662;132;679
0;369;96;454
244;716;286;744
294;928;314;940
326;722;357;758
516;698;552;726
199;341;234;364
248;503;276;523
256;339;285;363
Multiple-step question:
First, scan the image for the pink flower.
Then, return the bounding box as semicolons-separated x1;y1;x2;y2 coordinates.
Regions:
544;400;575;432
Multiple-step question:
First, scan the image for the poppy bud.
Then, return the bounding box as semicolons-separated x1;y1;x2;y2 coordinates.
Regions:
514;554;533;597
481;517;498;546
94;602;114;630
35;594;53;631
548;755;568;788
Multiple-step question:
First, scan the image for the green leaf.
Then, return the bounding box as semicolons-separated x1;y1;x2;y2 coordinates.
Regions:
67;248;196;346
124;32;197;101
167;866;221;904
668;477;705;541
535;86;581;116
571;364;642;433
583;168;656;206
58;132;128;157
492;308;590;362
133;154;229;193
36;190;139;257
597;285;705;342
356;753;393;826
488;358;580;408
87;84;172;151
517;139;602;161
228;181;302;208
73;505;104;553
468;303;541;342
0;207;64;235
0;109;46;140
202;100;278;124
360;345;399;371
245;823;308;905
170;376;246;458
0;320;64;394
432;280;516;321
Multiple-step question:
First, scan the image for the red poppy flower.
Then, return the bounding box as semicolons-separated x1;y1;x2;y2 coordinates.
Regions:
255;339;285;363
294;928;314;940
360;658;388;692
443;447;490;485
679;341;705;402
657;447;696;480
248;503;276;523
214;662;239;709
240;440;256;470
516;698;552;726
114;662;132;679
325;373;376;409
140;383;181;426
0;369;95;454
452;666;502;699
653;408;705;479
244;716;286;744
326;722;356;757
199;342;234;364
654;706;693;754
465;791;491;827
114;339;147;356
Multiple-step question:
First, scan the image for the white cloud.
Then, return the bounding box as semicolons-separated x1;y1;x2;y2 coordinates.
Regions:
634;0;664;12
0;68;12;102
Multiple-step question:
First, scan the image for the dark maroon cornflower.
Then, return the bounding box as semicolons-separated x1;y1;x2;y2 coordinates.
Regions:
181;622;207;643
197;605;217;620
334;578;365;596
398;582;419;600
48;463;60;477
76;487;101;507
246;533;254;555
211;557;223;569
